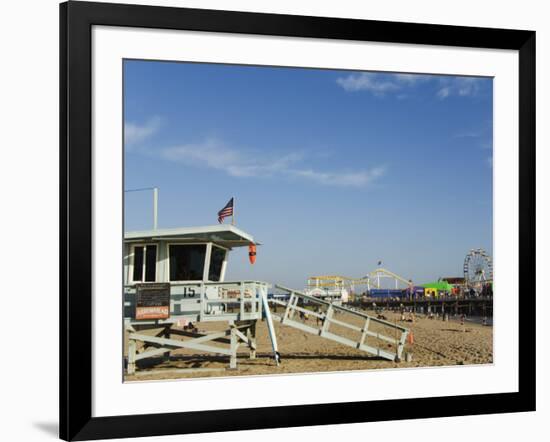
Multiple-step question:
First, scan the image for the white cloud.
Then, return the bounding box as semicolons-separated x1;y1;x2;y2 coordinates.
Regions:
160;139;302;178
125;117;161;147
289;166;386;187
437;87;450;99
336;71;487;100
393;73;430;84
336;72;400;94
159;138;385;188
437;77;484;100
457;78;481;96
336;72;431;96
453;124;493;151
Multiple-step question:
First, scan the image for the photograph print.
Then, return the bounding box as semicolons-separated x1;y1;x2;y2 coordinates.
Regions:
123;60;494;381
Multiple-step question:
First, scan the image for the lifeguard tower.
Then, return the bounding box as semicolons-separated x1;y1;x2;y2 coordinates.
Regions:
123;224;280;375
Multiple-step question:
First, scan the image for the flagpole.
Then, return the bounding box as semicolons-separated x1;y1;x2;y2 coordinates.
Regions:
232;196;235;226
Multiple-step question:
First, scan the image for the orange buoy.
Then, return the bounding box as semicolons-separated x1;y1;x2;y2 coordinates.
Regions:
248;244;256;265
407;331;414;345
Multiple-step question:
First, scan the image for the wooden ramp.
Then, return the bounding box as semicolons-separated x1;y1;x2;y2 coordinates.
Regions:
271;285;409;362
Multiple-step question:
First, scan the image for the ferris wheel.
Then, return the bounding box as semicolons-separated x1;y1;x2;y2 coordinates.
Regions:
463;248;493;286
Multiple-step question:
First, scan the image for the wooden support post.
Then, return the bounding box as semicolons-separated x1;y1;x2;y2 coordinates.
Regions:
289;294;299;321
163;325;171;360
247;321;257;359
239;284;245;319
320;305;333;337
396;329;407;361
128;338;136;375
229;326;238;369
282;293;294;323
360;317;370;347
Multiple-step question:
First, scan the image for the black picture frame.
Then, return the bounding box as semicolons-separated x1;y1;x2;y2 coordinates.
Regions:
60;1;536;440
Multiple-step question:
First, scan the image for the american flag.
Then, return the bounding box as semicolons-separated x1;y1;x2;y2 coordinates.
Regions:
217;198;234;224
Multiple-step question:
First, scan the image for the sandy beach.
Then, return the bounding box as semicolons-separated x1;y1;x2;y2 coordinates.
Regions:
124;309;493;381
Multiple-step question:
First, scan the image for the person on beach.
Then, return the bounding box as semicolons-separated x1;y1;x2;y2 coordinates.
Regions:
316;307;324;326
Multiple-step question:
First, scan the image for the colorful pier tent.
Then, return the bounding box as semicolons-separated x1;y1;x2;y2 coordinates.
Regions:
421;281;454;291
421;281;453;297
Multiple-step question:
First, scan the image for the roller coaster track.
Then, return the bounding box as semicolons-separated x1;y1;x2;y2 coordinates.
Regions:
368;268;411;289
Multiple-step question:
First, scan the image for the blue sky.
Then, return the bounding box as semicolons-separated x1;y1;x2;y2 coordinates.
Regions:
124;60;493;288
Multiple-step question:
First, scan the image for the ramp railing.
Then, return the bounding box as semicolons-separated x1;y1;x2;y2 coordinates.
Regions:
271;285;409;362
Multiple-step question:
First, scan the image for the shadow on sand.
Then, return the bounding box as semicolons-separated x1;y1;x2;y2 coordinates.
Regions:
33;421;58;438
133;352;385;372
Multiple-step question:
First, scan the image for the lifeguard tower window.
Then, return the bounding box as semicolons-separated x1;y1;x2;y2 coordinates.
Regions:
209;246;226;281
132;245;157;282
169;244;206;281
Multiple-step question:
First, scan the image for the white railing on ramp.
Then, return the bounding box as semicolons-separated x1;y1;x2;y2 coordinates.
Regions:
271;285;409;362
